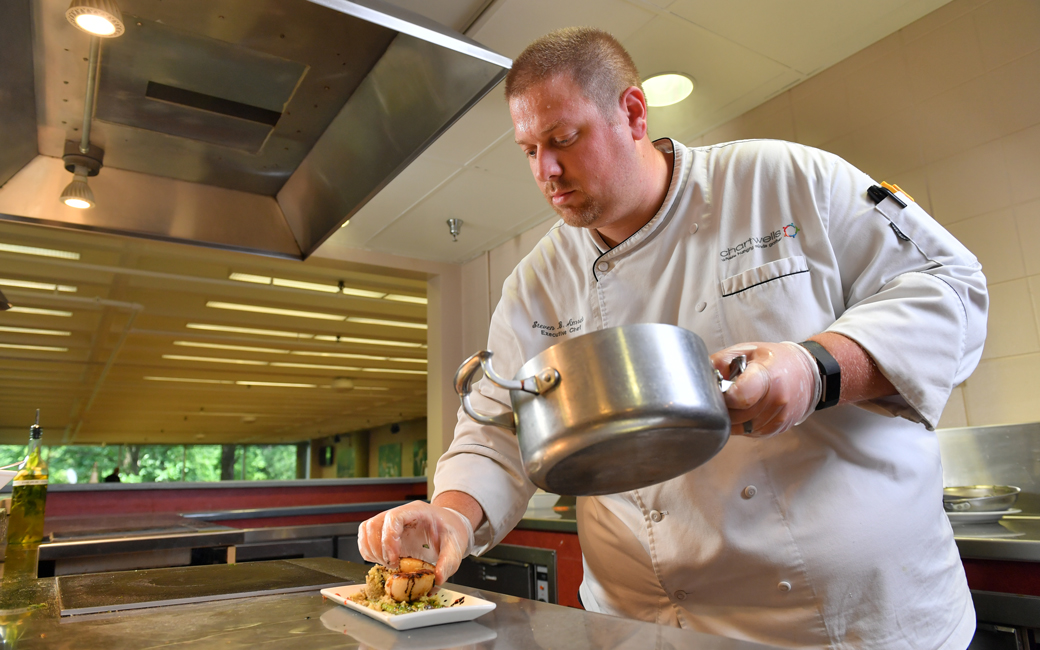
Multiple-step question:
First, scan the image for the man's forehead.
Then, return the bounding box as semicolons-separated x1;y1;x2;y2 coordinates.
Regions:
510;80;587;140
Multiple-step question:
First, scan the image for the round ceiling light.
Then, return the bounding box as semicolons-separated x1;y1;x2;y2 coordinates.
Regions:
66;0;125;38
643;73;695;107
60;166;95;209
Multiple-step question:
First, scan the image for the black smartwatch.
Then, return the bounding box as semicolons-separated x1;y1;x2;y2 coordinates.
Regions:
799;341;841;410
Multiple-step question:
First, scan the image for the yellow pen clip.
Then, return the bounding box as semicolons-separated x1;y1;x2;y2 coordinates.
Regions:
881;181;915;203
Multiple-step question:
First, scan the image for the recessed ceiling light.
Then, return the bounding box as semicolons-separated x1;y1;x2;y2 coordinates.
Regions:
7;306;73;317
144;376;234;385
384;294;427;305
206;301;345;321
347;316;427;330
0;326;71;336
236;380;316;388
643;73;695;107
173;341;290;355
0;343;68;352
341;287;388;299
291;350;388;361
66;0;126;37
271;362;361;371
162;354;268;366
361;368;427;375
186;323;314;339
0;243;80;260
313;334;424;348
0;279;77;292
272;278;340;293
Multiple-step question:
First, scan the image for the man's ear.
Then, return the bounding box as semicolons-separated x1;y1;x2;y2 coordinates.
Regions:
619;86;649;140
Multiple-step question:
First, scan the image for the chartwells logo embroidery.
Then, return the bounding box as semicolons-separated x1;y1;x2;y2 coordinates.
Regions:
531;317;584;338
720;223;800;261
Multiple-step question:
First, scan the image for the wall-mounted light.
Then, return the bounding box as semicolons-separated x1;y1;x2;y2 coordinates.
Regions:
66;0;125;38
643;73;695;107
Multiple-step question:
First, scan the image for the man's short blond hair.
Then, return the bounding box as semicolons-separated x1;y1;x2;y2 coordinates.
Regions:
505;27;642;116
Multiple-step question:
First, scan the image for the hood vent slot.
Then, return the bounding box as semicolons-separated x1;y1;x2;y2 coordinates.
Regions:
145;82;282;127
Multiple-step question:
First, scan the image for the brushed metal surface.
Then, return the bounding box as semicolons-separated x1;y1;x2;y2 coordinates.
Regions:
277;32;507;256
0;0;39;188
937;422;1040;514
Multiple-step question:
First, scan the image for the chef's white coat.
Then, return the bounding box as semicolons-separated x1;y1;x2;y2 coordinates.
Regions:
433;139;988;649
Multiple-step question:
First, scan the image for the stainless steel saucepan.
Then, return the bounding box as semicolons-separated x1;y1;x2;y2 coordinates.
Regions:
454;323;741;496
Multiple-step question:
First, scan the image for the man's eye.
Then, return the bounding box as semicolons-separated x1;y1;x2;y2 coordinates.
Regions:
525;149;537;158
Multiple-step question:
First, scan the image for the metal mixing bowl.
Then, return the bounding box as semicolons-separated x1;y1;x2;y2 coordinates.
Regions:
943;485;1020;512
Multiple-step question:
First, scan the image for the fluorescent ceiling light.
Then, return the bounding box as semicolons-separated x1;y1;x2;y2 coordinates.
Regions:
0;343;68;352
206;301;344;321
643;73;694;107
0;325;71;337
0;278;77;292
347;316;426;330
341;287;387;299
0;243;80;260
271;362;361;371
291;350;388;361
361;368;427;375
354;386;389;391
228;273;271;285
384;294;427;305
313;335;424;348
162;354;268;366
173;341;290;355
388;357;427;364
144;376;234;385
236;381;315;388
272;278;339;293
186;323;314;339
7;306;73;317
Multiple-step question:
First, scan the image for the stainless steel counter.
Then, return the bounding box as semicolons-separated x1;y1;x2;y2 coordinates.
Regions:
0;558;784;650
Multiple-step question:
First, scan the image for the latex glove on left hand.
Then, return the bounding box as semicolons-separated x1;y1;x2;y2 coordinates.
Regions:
711;341;822;438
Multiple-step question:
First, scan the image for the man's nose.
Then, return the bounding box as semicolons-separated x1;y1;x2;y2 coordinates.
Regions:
533;150;562;182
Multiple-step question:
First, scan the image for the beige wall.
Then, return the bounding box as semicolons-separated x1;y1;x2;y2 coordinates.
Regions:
367;418;428;478
461;0;1040;429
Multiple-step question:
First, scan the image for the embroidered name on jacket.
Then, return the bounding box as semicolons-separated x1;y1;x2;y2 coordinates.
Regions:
531;317;584;338
720;223;800;261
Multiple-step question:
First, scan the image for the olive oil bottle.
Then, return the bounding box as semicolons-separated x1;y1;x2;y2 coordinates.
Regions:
6;410;48;547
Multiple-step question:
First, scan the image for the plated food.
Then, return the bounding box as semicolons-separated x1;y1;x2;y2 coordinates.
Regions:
350;558;442;614
322;583;496;631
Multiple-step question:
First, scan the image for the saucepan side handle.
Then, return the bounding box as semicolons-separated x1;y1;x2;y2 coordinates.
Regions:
454;351;517;431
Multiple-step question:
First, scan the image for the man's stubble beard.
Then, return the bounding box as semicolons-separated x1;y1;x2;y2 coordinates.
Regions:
547;188;603;229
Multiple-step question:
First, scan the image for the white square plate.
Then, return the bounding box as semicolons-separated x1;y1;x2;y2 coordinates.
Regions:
321;584;496;631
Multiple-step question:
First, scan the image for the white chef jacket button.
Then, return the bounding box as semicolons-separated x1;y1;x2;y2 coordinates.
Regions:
690;223;699;234
696;301;706;312
596;261;610;272
674;590;687;601
650;509;663;522
742;485;757;499
778;581;792;592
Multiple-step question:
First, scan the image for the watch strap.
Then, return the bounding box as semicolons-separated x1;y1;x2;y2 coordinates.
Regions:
799;341;841;410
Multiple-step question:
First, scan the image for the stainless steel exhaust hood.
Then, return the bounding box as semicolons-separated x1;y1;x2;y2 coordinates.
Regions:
0;0;509;259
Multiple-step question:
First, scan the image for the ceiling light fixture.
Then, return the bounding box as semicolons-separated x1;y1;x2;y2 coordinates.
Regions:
228;273;271;285
66;0;125;37
271;362;362;371
173;341;290;354
354;386;389;391
0;326;71;337
144;376;234;385
0;343;69;352
162;354;268;366
361;368;428;375
0;243;80;260
291;350;388;361
0;279;77;293
205;301;345;321
384;294;427;305
236;381;316;388
341;285;387;299
388;357;428;364
643;73;695;107
347;316;427;330
227;272;426;304
186;323;314;339
60;164;96;209
273;278;340;293
313;335;424;348
7;306;74;317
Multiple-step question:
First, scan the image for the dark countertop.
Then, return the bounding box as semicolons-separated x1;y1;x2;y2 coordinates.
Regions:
0;557;785;650
519;506;1040;563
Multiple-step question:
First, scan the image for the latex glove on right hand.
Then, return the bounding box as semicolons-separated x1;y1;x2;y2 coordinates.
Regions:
711;341;822;438
358;500;475;585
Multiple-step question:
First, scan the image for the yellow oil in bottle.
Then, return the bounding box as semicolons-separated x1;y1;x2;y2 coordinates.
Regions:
6;411;48;548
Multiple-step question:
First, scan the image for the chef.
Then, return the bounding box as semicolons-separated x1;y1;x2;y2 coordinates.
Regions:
359;27;988;649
